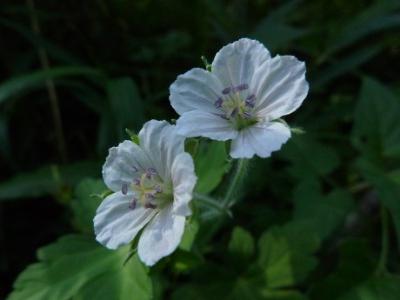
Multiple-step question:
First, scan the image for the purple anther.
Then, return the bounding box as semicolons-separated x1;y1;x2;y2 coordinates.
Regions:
235;83;249;92
145;202;157;209
129;198;137;210
146;167;157;179
121;183;128;195
145;193;156;200
222;87;231;94
131;165;138;172
154;185;163;193
214;97;223;108
230;108;238;118
245;94;256;108
133;178;141;186
243;111;252;119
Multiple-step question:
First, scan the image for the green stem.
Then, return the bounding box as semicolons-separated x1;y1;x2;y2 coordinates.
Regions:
222;159;248;208
194;192;232;217
376;206;389;275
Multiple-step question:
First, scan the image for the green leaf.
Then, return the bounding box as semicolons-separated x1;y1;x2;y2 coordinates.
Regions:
338;275;400;300
106;77;145;141
356;158;400;248
228;226;255;262
258;223;320;289
7;235;152;300
70;179;107;233
280;135;340;179
194;140;230;194
0;67;103;104
293;179;354;239
353;77;400;160
179;218;199;251
310;239;377;300
0;161;101;201
263;289;308;300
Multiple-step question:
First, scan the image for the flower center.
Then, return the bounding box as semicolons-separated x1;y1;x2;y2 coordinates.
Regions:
121;168;172;210
214;83;258;130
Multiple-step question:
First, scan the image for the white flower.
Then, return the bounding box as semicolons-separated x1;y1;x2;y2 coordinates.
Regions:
94;120;197;266
169;38;309;158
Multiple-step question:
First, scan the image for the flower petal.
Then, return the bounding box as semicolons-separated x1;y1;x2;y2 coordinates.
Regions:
139;120;184;181
212;38;271;88
94;192;156;250
230;122;291;158
252;55;309;120
102;140;152;192
138;204;185;266
171;152;197;216
169;68;224;115
176;111;238;141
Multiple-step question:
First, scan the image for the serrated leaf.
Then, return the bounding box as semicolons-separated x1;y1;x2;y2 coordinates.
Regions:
280;135;339;178
70;179;107;233
258;223;320;289
7;235;152;300
293;179;354;239
194;140;230;194
353;77;400;160
228;226;255;262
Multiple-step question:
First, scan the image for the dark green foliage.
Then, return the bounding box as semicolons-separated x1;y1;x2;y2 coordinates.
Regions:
1;0;400;299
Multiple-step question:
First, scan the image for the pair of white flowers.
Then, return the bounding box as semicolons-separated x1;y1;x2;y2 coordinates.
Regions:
94;38;309;266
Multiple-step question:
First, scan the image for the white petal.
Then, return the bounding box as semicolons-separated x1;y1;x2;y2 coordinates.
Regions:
212;38;271;88
176;111;238;141
138;120;184;181
230;122;291;158
252;55;309;120
171;152;197;216
169;68;224;115
94;192;156;250
138;204;185;266
102;140;152;192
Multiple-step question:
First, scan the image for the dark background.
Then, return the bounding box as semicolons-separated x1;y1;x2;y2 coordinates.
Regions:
1;0;400;299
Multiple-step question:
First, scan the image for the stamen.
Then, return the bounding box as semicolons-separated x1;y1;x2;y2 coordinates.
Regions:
133;178;141;186
121;183;128;195
235;83;249;92
129;198;137;210
243;111;252;119
245;94;256;108
214;97;223;108
146;168;157;179
145;202;157;209
230;107;238;117
131;165;138;172
222;87;231;94
154;185;163;193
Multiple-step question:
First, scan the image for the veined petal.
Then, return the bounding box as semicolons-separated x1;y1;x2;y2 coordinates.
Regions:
171;152;197;217
176;111;238;141
169;68;224;115
212;38;271;88
94;192;156;250
139;120;184;181
253;55;309;119
102;140;152;192
138;204;185;266
230;121;291;158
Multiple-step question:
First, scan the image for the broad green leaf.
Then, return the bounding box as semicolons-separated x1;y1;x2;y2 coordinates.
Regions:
258;223;320;289
8;235;152;300
106;77;145;141
356;158;400;247
338;275;400;300
0;161;101;201
194;140;230;194
228;226;255;262
310;239;376;300
353;77;400;160
70;179;107;233
0;67;103;104
280;135;339;178
293;179;354;239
